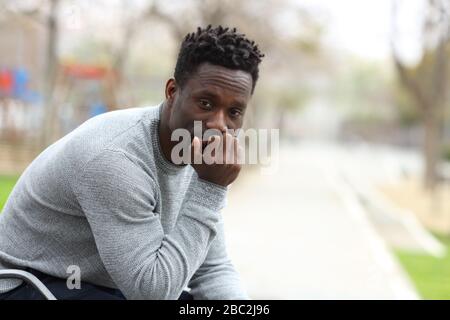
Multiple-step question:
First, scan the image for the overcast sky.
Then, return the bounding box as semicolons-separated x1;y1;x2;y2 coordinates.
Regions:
295;0;426;63
59;0;426;64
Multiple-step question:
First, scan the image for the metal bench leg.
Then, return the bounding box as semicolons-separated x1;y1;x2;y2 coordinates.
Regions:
0;269;57;300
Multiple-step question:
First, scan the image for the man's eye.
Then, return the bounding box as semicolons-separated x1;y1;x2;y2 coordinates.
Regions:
230;108;243;118
199;100;212;110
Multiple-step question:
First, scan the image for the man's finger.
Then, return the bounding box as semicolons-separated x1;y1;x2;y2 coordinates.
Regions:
212;134;223;164
192;136;202;164
204;135;220;165
222;133;234;164
233;137;240;164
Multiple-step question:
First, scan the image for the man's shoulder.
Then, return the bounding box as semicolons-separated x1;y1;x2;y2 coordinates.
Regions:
65;104;161;164
80;104;160;131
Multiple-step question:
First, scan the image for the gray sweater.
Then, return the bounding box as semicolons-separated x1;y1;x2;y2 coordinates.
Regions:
0;103;249;300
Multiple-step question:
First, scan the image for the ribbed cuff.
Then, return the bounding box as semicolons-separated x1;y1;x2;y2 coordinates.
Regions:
185;173;228;213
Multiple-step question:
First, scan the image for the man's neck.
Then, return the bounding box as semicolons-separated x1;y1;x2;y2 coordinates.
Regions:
158;102;187;167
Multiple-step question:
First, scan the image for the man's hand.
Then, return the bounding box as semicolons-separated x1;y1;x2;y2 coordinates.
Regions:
190;133;243;187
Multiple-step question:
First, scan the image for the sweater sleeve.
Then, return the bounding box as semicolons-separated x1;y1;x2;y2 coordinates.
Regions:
72;149;227;300
188;216;250;300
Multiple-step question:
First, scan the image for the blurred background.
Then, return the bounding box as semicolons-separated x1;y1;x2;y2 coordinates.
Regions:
0;0;449;299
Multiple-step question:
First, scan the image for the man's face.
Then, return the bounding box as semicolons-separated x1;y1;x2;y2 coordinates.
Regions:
166;62;253;143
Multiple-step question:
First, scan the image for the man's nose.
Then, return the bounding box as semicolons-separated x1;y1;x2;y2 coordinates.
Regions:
205;109;227;133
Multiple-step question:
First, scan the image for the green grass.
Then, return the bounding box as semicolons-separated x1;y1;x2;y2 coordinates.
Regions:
0;175;18;212
395;234;450;299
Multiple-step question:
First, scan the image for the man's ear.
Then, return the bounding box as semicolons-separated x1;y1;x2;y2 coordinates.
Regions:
165;78;178;108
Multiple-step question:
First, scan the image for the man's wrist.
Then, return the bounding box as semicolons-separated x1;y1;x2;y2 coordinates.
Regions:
185;173;228;212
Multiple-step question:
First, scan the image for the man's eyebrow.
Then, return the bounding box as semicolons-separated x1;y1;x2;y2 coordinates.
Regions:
192;90;247;108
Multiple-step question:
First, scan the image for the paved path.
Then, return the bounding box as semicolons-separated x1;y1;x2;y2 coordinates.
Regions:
222;141;419;299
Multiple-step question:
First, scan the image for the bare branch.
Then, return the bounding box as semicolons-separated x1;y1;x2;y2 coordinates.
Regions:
144;2;185;40
0;0;46;26
390;0;429;111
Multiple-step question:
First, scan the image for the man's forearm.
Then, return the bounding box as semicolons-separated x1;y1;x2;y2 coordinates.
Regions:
75;151;228;300
188;218;250;300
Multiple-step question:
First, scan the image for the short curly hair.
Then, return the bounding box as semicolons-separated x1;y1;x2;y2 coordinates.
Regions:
174;25;264;94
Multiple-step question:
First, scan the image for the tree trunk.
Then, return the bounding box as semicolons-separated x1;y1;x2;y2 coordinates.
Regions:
41;0;59;149
423;109;440;190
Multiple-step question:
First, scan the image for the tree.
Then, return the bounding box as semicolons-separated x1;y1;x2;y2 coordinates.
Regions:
42;0;59;147
0;0;61;148
391;0;450;189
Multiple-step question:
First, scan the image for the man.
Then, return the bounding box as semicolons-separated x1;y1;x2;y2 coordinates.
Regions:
0;25;264;300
